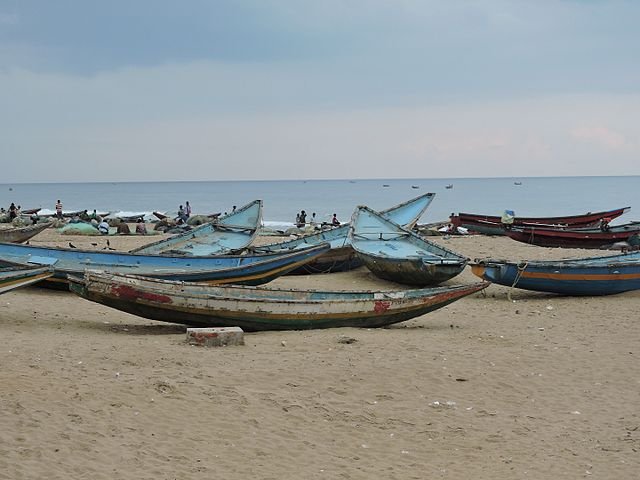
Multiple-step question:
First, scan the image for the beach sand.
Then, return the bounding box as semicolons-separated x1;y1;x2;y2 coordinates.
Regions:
1;227;638;479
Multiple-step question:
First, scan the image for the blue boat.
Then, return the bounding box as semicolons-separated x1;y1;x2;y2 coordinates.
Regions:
0;241;330;289
349;206;468;286
471;251;640;295
249;193;436;274
131;200;263;255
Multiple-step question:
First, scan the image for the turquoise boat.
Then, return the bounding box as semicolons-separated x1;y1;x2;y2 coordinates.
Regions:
249;193;436;274
472;251;640;295
69;270;489;331
0;241;330;289
131;200;263;255
349;206;468;286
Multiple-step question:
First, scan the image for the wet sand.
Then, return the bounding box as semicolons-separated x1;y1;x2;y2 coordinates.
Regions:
1;227;638;479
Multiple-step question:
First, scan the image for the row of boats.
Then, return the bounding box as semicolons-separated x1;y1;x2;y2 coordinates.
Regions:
2;194;640;331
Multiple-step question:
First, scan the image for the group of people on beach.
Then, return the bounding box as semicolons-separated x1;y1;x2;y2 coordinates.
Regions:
295;210;341;228
176;201;192;224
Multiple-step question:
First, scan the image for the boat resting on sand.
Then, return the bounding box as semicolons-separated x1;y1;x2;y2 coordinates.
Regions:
0;264;53;294
450;207;630;236
68;271;489;331
0;223;50;243
248;193;436;274
505;225;640;249
349;206;468;286
131;200;262;256
471;251;640;295
0;241;330;289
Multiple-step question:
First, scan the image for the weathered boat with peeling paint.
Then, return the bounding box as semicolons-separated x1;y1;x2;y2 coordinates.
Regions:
471;251;640;295
0;264;53;294
68;271;489;331
349;206;468;286
0;241;330;289
0;223;50;243
131;200;263;256
249;193;436;274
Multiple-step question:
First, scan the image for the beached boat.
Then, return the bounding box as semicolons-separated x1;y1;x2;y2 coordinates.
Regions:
248;193;436;274
450;207;630;236
0;223;50;243
349;206;468;286
471;251;640;295
68;271;489;331
131;200;262;256
0;241;330;289
505;225;640;249
0;264;53;294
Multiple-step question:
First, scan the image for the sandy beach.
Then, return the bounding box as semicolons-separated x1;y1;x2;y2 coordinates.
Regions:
1;226;639;479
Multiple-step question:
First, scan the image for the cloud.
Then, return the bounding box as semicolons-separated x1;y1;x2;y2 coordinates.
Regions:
571;126;626;149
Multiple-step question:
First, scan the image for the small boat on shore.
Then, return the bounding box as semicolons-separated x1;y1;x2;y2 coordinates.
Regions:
349;206;468;286
0;241;330;289
69;271;489;331
248;193;436;274
131;200;262;256
472;251;640;295
450;207;630;236
0;263;53;294
505;225;640;249
0;223;50;243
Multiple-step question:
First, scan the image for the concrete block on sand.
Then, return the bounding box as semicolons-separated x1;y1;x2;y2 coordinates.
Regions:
186;327;245;347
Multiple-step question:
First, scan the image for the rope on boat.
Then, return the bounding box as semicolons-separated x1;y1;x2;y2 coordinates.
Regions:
508;261;528;302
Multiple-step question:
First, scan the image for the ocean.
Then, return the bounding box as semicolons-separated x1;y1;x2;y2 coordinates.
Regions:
1;176;638;229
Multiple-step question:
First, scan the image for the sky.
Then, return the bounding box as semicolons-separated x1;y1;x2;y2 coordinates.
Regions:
1;0;639;183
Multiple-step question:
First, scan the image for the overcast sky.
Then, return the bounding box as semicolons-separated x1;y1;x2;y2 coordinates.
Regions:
1;0;638;182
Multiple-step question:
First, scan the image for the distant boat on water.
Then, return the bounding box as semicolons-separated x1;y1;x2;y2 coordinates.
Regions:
514;181;523;185
411;185;419;189
445;184;453;189
382;184;390;188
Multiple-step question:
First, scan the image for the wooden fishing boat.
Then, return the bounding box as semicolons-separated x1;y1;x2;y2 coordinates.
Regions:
68;271;489;331
0;223;50;243
471;251;640;295
0;241;330;289
131;200;262;256
349;206;468;286
505;225;640;249
249;193;436;274
21;208;41;215
450;207;630;236
0;264;53;294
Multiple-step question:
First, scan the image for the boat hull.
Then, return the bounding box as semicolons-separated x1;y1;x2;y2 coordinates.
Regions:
0;241;330;289
69;272;489;331
472;253;640;295
0;265;53;294
0;223;50;243
506;228;640;249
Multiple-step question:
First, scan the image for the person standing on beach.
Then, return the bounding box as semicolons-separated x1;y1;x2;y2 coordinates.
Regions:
55;200;63;219
8;203;17;220
185;201;192;218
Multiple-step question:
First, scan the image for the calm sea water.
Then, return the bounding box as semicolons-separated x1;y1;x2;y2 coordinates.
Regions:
1;176;638;228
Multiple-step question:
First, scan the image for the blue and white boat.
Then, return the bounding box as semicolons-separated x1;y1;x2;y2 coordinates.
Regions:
0;241;330;289
131;200;263;255
349;206;468;286
249;193;436;274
